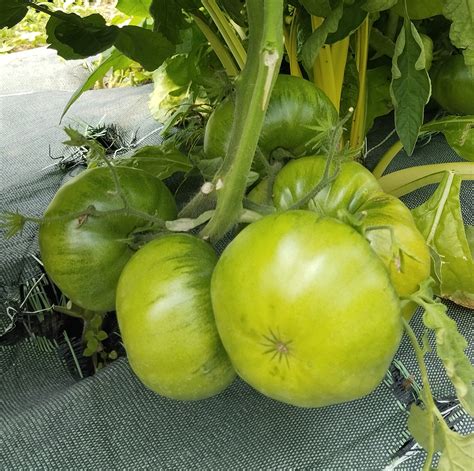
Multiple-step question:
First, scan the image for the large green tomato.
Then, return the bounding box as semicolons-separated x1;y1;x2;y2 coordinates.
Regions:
116;234;235;400
211;211;403;408
204;75;338;160
431;55;474;115
271;156;431;310
39;167;177;312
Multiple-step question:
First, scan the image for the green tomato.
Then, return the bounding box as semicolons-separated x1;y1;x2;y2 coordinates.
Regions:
431;55;474;115
116;234;235;400
271;156;431;314
204;75;338;160
211;211;403;408
39;167;177;312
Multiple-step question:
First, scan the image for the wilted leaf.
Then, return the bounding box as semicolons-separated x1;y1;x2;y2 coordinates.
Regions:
412;172;474;308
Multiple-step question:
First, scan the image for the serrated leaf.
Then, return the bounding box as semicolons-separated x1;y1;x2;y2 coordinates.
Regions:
50;13;119;58
443;0;474;75
118;146;193;179
422;116;474;162
419;296;474;416
412;172;474;308
61;49;131;122
437;430;474;470
301;1;344;73
116;0;151;18
0;0;28;28
115;26;175;71
390;19;431;155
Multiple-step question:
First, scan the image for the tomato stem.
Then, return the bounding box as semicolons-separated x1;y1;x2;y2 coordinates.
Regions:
201;0;284;242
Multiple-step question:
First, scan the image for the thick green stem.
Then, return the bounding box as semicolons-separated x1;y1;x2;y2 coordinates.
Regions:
201;0;284;241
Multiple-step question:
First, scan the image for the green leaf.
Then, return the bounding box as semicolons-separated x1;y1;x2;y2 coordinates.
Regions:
149;54;195;122
421;116;474;162
61;49;131;122
437;430;474;470
0;0;28;28
51;13;119;58
96;330;108;341
390;18;431;155
407;403;443;452
116;0;151;18
442;0;474;74
366;65;392;132
362;0;397;12
412;280;474;416
118;146;193;179
150;0;193;44
300;0;334;17
301;1;344;73
412;172;474;308
326;0;367;44
369;27;395;57
392;0;443;19
115;26;175;71
46;16;83;60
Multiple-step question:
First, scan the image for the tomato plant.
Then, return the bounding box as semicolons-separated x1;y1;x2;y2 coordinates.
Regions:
116;234;235;400
2;2;474;468
39;166;176;312
211;211;403;407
